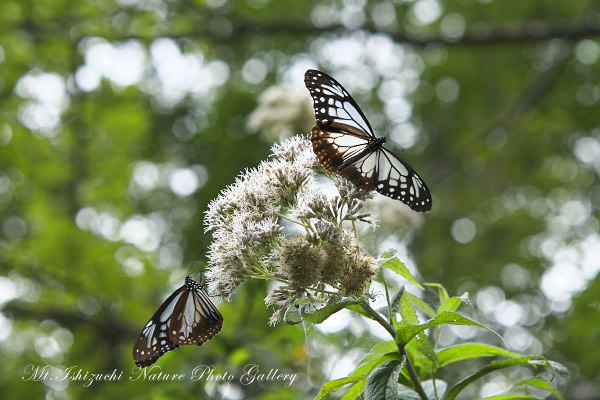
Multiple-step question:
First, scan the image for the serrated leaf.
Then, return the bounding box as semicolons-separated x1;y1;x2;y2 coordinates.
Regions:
380;256;424;290
396;312;495;345
437;343;521;367
364;360;405;400
390;287;405;314
314;376;363;400
512;377;563;400
301;299;359;324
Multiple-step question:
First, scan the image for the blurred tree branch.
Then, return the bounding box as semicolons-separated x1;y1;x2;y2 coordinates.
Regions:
7;16;600;47
2;302;137;338
483;43;572;135
199;17;600;47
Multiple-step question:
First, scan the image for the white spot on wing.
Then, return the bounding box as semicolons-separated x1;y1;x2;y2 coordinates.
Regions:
361;152;377;177
160;293;182;322
335;135;369;148
145;324;156;348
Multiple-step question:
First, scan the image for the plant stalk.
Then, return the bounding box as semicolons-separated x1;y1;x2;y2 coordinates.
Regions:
360;300;428;400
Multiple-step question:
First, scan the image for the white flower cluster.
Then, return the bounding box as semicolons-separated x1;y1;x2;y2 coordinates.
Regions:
204;136;379;324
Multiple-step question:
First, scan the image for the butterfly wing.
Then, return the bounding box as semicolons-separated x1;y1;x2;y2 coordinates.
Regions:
304;69;375;138
168;278;223;347
133;277;223;368
306;69;433;212
375;148;432;212
311;125;372;174
133;286;184;368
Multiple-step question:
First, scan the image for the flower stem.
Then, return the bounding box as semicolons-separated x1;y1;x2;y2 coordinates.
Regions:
275;212;305;228
252;274;340;296
382;277;393;324
359;300;428;400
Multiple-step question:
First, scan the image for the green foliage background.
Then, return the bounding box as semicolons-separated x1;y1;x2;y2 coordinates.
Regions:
0;0;598;398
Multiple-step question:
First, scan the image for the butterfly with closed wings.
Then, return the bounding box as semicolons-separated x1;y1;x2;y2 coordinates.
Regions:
133;275;223;368
304;69;432;212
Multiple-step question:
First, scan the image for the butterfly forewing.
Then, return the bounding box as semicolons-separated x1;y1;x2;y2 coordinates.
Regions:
133;276;223;368
305;69;432;212
133;288;183;368
305;69;375;137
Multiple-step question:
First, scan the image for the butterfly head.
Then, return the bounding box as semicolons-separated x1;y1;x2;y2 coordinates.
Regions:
184;275;203;291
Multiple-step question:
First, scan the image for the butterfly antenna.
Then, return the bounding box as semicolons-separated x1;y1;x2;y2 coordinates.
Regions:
386;124;406;152
187;252;207;279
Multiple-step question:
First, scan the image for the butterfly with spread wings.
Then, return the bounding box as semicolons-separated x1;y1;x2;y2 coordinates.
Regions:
133;276;223;368
304;69;432;212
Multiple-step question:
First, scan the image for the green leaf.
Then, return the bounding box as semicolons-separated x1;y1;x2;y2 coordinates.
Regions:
314;376;363;400
396;312;495;345
390;287;405;314
400;291;421;324
437;343;521;367
424;283;450;304
396;292;438;373
380;256;424;290
351;352;404;378
357;341;399;365
445;357;561;400
394;385;421;400
404;333;437;373
547;361;570;378
437;292;471;314
341;380;366;400
403;292;436;319
283;305;302;325
475;395;543;400
422;379;448;399
301;299;360;324
364;360;405;400
347;303;375;320
349;341;399;377
512;377;563;400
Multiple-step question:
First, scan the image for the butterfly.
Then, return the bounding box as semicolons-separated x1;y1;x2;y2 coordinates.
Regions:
133;275;223;368
304;69;432;212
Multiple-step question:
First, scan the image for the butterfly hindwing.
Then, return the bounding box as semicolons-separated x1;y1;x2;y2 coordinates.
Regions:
133;276;223;368
169;279;223;346
311;125;371;173
305;69;432;212
375;148;431;212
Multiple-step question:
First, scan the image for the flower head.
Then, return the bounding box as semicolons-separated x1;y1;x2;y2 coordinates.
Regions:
204;135;379;322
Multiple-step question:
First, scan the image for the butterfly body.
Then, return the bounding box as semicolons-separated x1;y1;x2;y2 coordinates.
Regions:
305;69;432;212
133;276;223;368
336;136;386;171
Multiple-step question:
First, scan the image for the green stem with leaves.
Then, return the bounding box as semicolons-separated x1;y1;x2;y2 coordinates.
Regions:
360;300;428;400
